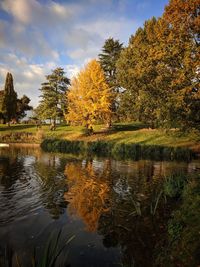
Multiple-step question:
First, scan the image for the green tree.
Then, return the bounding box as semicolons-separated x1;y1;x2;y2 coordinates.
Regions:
39;68;70;124
34;102;52;122
117;18;163;127
16;95;32;121
99;38;123;121
1;72;17;125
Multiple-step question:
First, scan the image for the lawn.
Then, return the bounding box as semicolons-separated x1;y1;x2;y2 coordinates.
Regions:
0;122;200;150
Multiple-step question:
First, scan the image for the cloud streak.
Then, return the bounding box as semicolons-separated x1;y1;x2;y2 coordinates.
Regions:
0;0;146;107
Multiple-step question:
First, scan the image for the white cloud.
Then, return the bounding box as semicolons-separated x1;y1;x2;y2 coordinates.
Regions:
1;0;33;24
0;0;141;107
1;0;80;26
79;17;139;43
0;19;60;60
0;54;74;107
66;17;139;63
65;64;80;78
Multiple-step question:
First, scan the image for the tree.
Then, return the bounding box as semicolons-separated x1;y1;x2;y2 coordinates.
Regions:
0;90;5;123
162;0;200;129
117;18;164;127
39;68;70;124
117;4;200;130
99;38;123;120
1;72;17;125
34;102;51;122
66;59;112;131
16;95;32;121
164;0;200;45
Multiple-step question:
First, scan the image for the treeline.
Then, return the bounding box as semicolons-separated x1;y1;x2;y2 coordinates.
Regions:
35;0;199;131
116;0;200;130
0;73;32;125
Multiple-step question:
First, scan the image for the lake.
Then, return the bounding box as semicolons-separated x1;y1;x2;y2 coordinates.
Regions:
0;146;200;267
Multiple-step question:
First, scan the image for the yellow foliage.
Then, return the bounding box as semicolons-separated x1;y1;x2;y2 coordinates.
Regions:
64;162;110;232
65;59;112;128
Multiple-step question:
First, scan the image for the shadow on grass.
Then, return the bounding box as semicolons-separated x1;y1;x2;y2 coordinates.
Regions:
0;125;36;132
112;122;147;132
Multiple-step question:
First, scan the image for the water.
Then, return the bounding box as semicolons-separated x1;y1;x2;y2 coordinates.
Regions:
0;146;199;267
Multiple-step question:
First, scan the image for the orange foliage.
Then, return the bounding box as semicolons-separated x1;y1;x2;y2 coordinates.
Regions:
65;59;112;128
64;162;110;232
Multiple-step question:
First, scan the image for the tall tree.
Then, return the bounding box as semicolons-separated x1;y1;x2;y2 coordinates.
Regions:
162;0;200;129
117;18;163;127
117;2;200;130
99;38;123;120
0;90;5;123
39;68;70;124
66;59;111;131
1;72;17;125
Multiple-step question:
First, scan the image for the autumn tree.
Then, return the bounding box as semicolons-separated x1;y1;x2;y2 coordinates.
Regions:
99;38;123;121
66;59;112;131
39;68;70;124
162;0;200;129
117;0;200;130
1;72;17;125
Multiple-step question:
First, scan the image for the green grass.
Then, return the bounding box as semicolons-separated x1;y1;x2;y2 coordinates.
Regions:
0;122;199;150
157;174;200;266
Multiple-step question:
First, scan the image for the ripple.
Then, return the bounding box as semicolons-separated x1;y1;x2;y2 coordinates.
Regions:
0;156;67;225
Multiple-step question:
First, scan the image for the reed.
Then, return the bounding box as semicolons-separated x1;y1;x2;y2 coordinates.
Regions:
0;230;75;267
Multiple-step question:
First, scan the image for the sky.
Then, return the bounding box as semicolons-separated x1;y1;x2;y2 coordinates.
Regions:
0;0;169;107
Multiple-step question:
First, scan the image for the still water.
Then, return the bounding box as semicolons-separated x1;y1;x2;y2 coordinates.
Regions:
0;146;199;267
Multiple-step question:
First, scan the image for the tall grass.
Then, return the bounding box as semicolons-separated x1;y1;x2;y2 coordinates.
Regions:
0;230;75;267
41;139;195;161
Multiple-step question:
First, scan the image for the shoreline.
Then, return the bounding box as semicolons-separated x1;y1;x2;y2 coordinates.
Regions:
1;123;200;160
40;138;197;161
0;139;199;159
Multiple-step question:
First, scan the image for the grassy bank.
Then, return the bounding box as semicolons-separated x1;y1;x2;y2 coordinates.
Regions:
40;138;195;161
1;122;199;160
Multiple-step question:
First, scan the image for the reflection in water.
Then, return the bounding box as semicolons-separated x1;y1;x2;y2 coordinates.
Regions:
0;146;68;224
65;161;110;232
64;158;200;266
0;146;200;267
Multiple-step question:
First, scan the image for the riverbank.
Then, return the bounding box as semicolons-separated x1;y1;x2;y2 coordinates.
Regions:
1;122;200;160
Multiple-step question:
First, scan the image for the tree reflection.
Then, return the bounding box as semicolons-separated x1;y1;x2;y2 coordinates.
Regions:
64;158;178;267
64;161;110;231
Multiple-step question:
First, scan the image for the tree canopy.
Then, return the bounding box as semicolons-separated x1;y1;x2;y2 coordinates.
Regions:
116;0;200;129
38;67;70;122
66;59;112;130
99;38;123;120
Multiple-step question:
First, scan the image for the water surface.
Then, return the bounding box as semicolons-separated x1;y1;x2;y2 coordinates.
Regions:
0;146;199;267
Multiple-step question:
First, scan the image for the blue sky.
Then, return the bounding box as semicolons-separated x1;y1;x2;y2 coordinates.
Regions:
0;0;169;107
